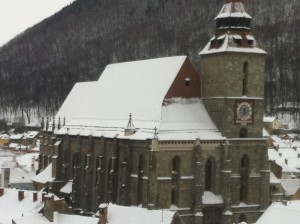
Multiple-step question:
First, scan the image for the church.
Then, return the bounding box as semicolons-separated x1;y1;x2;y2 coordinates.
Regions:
35;0;270;223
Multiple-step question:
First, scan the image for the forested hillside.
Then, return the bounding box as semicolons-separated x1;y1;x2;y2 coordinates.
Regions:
0;0;299;124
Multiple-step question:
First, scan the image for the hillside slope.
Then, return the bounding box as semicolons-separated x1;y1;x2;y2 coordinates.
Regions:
0;0;299;123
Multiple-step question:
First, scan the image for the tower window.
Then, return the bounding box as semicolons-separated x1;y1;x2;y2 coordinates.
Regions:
243;62;249;95
233;35;242;46
239;127;248;138
247;40;254;46
185;78;191;87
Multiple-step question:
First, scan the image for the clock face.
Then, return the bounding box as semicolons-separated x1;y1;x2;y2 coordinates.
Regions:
237;102;252;120
235;100;254;124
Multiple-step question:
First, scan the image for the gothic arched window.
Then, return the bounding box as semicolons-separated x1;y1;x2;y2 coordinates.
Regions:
72;152;80;179
138;155;144;205
205;158;215;191
171;156;180;206
239;214;246;223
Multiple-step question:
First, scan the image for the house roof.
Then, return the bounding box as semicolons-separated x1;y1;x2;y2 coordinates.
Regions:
0;188;44;224
256;200;300;224
105;203;175;224
54;56;224;141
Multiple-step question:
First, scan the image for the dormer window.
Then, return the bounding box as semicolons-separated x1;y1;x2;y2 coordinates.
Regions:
246;35;255;46
217;34;226;46
185;78;191;87
233;35;242;46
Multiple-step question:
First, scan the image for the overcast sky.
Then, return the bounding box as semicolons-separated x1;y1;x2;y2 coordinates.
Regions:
0;0;75;47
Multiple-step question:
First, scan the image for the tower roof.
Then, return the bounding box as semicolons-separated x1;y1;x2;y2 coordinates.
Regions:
215;0;252;19
199;0;266;55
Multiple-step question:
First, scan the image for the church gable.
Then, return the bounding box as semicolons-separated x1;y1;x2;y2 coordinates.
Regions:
164;58;201;99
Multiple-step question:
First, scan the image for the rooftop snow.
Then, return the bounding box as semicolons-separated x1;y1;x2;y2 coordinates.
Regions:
106;203;175;224
0;188;44;224
202;191;224;204
200;34;266;55
56;56;187;122
256;201;300;224
60;180;72;194
264;116;277;122
55;98;224;141
31;163;55;184
54;56;224;141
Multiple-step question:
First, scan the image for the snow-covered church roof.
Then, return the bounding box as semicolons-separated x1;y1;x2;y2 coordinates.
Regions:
55;56;224;141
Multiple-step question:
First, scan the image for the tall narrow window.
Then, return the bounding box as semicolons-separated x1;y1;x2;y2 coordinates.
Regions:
243;62;249;95
138;155;144;205
205;158;214;191
240;155;249;202
72;152;80;179
171;156;180;205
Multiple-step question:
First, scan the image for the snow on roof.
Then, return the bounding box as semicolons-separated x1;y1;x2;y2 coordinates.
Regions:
199;34;266;55
9;142;20;148
12;212;99;224
10;134;24;140
202;191;224;204
0;188;44;224
54;56;224;141
31;163;55;184
60;180;72;194
256;200;300;224
24;131;39;139
215;2;252;20
263;128;270;137
281;179;300;195
158;98;224;140
270;172;281;184
56;56;187;122
264;116;277;122
106;203;175;224
9;167;36;184
55;98;224;141
54;212;98;224
16;153;39;171
12;214;49;224
268;148;299;173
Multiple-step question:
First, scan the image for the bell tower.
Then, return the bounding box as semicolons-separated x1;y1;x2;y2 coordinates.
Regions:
199;0;266;138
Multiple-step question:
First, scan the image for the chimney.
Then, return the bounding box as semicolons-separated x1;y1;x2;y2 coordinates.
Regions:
18;190;24;201
99;204;108;224
282;200;287;206
42;192;47;202
33;192;38;202
0;167;10;188
0;188;4;196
